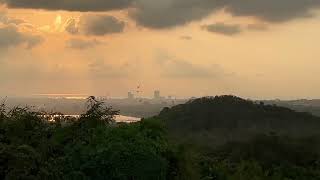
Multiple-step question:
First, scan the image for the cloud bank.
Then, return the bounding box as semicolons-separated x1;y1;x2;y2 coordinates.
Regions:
1;0;133;11
202;23;242;36
65;14;125;36
0;25;43;49
2;0;320;28
0;11;24;25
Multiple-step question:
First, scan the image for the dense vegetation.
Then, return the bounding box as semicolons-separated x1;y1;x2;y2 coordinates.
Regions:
1;96;320;179
157;96;320;144
0;97;175;179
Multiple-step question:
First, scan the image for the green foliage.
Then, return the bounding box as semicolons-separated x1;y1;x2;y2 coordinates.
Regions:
157;95;320;144
154;96;320;179
79;96;120;127
199;135;320;180
51;119;170;180
1;95;320;180
0;97;173;179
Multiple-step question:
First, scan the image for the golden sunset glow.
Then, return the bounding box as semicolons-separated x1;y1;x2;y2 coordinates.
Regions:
0;1;320;99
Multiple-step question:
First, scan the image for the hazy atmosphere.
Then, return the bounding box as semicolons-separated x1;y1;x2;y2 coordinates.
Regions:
3;1;320;180
1;0;320;99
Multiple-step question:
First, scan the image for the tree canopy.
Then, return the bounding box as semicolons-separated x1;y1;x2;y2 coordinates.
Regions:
1;96;320;180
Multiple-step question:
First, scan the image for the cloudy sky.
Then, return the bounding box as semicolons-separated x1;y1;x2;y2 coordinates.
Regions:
0;0;320;99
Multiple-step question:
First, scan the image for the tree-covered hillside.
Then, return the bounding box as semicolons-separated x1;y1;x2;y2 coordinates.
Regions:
156;96;320;143
1;96;320;180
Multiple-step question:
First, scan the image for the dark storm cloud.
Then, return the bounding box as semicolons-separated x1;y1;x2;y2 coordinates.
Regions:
202;23;242;36
64;15;125;36
0;25;43;49
79;15;125;36
2;0;320;28
131;0;320;28
224;0;320;23
1;0;133;11
130;0;224;29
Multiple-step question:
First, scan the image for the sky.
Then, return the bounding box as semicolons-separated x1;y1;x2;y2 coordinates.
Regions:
0;0;320;99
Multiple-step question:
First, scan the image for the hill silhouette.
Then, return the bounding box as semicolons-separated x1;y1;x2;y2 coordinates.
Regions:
156;95;320;142
1;96;320;179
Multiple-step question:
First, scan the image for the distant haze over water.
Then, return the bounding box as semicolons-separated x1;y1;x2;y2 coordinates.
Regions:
32;94;89;99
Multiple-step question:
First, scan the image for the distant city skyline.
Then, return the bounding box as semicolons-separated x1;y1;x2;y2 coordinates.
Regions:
7;91;320;101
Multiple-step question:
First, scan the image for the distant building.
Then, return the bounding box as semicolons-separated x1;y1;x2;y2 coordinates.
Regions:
128;92;134;99
154;90;160;99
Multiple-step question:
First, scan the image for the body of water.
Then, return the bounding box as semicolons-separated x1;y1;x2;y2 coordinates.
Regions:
44;114;141;123
115;115;141;123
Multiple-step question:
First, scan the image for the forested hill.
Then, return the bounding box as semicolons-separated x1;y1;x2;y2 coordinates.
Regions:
1;96;320;179
156;95;320;138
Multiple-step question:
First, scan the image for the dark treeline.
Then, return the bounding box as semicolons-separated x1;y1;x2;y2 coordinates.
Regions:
1;96;320;179
158;95;320;145
0;97;173;179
